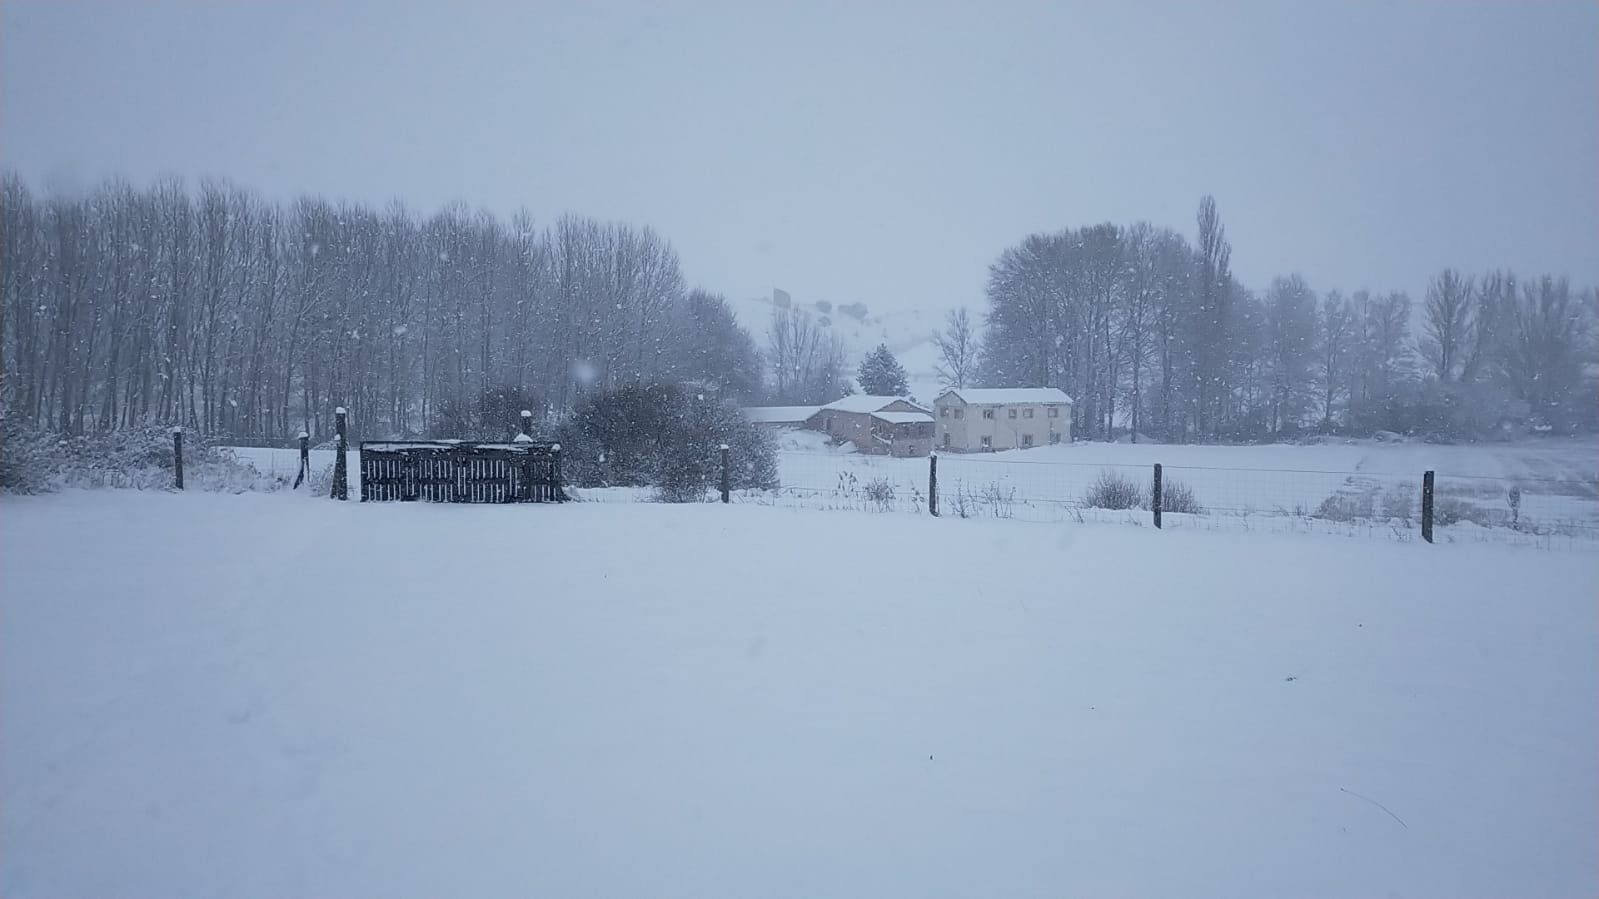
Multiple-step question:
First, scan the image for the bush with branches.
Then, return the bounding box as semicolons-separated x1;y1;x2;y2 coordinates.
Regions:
1084;469;1145;510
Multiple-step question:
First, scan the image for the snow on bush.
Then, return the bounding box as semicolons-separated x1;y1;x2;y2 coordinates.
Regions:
1161;477;1204;515
0;413;54;493
1084;469;1145;510
862;476;895;512
557;382;777;502
0;424;285;494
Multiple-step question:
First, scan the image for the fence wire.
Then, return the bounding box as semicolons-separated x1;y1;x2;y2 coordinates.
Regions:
224;443;1599;548
748;448;1599;548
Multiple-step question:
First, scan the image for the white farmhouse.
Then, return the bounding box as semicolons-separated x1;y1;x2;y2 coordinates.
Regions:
933;388;1074;452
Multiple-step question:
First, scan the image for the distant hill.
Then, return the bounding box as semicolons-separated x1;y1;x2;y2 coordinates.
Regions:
730;290;952;403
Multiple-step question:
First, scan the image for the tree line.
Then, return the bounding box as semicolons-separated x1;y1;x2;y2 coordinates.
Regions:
971;196;1598;442
6;175;1593;447
1;174;762;441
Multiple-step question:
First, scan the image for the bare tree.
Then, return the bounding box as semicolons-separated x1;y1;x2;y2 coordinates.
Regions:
1317;290;1354;426
1423;268;1475;383
933;307;978;389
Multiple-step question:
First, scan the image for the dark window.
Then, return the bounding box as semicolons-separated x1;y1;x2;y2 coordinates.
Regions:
980;435;992;449
940;407;951;418
1008;408;1017;419
954;408;964;420
1048;407;1059;418
982;409;994;420
942;433;951;448
1022;434;1034;447
1023;408;1034;419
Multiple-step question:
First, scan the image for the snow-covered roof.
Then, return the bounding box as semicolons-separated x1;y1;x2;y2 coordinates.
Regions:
819;395;931;415
937;388;1074;406
871;411;935;425
743;405;821;424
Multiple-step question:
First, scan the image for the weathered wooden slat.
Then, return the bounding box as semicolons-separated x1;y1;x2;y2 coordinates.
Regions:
357;441;562;504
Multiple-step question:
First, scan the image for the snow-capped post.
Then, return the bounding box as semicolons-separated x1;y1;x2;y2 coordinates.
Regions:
172;427;184;490
551;443;564;501
928;453;939;517
1421;470;1435;543
331;407;348;501
294;430;309;489
1152;463;1163;529
719;443;731;504
519;409;533;439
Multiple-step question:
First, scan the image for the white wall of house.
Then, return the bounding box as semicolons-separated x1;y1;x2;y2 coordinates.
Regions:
934;398;1071;451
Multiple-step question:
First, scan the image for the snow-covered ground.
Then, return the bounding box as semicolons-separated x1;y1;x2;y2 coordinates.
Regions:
770;430;1599;542
1;491;1595;897
220;434;1599;544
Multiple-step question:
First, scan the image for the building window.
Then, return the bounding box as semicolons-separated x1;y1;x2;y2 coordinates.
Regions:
1022;434;1034;447
1050;432;1061;444
1008;408;1017;419
980;435;992;450
982;409;994;420
954;408;964;419
1023;408;1034;419
942;433;951;448
940;407;950;418
825;417;834;433
1048;407;1059;418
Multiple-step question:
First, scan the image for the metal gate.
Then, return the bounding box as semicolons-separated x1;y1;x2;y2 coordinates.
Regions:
359;441;565;503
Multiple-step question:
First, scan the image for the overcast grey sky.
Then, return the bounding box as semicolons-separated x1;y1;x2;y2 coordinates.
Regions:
3;0;1595;321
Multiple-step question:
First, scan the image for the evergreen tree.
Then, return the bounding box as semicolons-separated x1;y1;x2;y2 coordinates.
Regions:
856;344;909;396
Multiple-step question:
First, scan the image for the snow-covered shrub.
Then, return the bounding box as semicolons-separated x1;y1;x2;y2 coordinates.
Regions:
979;482;1016;518
863;477;895;512
1432;496;1496;528
1;424;284;494
947;480;972;518
1084;469;1144;510
558;382;777;498
1160;478;1204;515
0;414;53;493
1314;491;1374;522
1380;485;1415;521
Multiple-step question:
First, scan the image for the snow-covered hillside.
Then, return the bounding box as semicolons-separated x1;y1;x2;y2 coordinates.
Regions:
2;492;1596;898
731;291;950;402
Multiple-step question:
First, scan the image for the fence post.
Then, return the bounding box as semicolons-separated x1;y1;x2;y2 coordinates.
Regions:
172;427;184;490
331;406;348;501
515;410;535;501
1421;470;1434;543
551;443;564;501
719;443;731;504
1152;462;1162;529
928;453;939;516
294;430;309;489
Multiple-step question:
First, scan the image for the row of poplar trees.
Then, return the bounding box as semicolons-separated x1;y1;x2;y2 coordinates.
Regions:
0;175;763;441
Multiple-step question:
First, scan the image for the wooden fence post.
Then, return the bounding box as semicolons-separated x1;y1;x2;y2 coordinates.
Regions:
294;430;309;489
331;407;348;501
172;427;184;490
551;443;564;501
928;453;939;517
719;444;731;504
1421;470;1435;543
1152;463;1162;529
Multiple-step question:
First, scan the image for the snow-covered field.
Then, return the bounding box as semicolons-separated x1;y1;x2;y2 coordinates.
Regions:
221;434;1599;545
769;431;1599;543
1;491;1595;897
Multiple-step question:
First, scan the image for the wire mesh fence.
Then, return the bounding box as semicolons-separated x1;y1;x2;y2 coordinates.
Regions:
220;441;1599;548
734;448;1599;548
